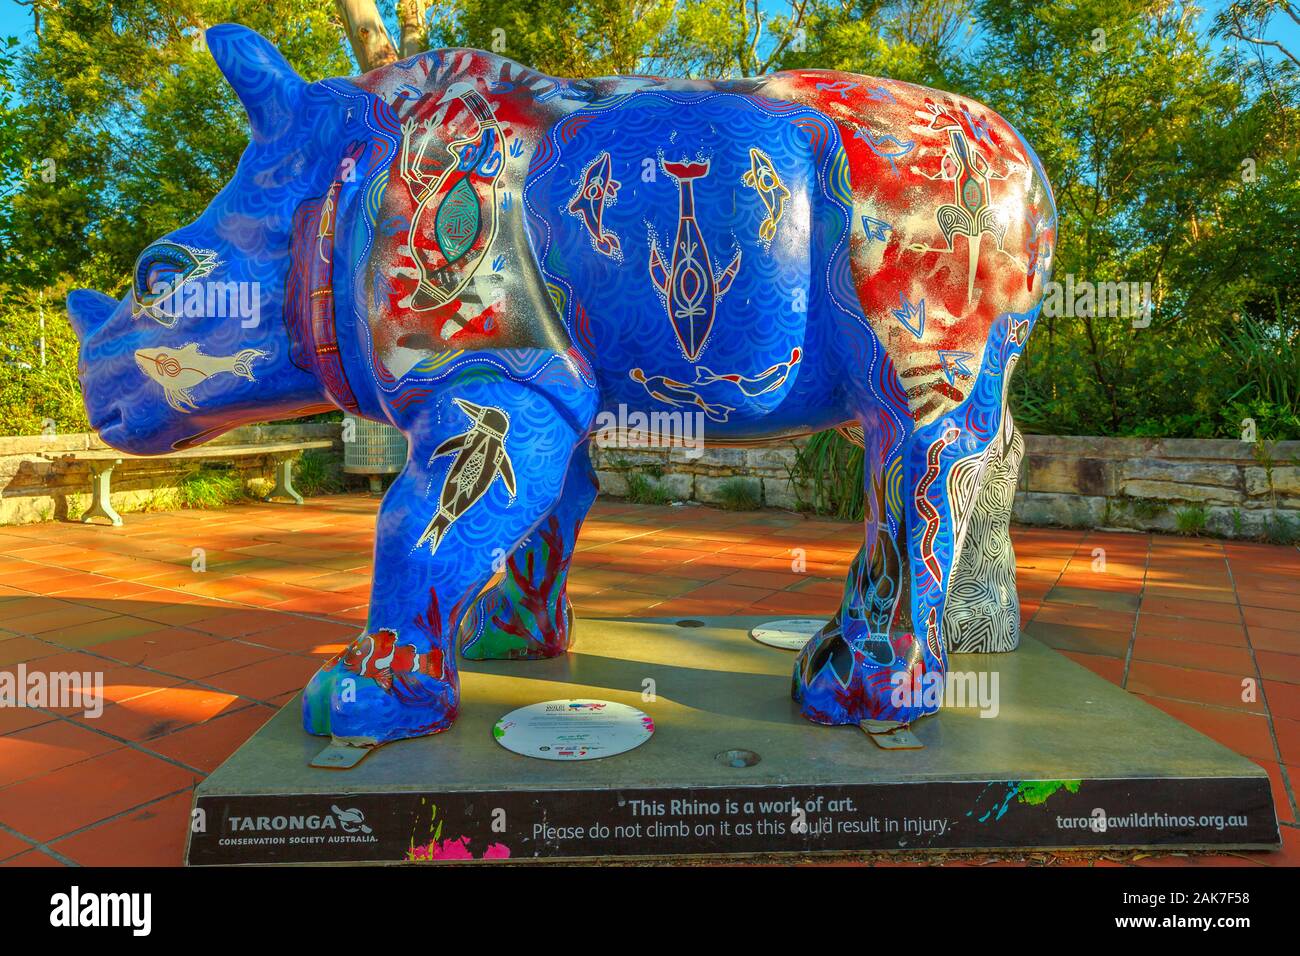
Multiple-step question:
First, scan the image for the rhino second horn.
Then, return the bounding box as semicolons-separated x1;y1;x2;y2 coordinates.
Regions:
206;23;307;144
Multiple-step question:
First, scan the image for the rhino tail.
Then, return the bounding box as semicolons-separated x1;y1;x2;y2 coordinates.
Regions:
232;349;268;380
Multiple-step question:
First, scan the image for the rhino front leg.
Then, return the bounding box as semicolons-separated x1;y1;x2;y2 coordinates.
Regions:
302;378;584;746
459;441;599;660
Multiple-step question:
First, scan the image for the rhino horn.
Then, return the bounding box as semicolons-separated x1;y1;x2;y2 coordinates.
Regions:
206;24;306;144
67;289;118;340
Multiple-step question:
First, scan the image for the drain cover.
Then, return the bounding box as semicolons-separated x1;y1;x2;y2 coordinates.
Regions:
715;749;761;768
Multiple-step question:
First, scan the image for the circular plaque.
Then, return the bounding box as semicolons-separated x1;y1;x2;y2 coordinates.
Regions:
749;618;827;650
492;699;655;761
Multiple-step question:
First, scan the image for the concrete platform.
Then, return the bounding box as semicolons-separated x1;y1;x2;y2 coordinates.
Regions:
186;616;1279;864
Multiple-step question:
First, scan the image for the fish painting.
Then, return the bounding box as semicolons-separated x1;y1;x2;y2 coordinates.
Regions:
741;148;790;244
628;368;733;423
418;398;516;554
339;629;442;684
133;344;266;412
568;150;621;257
649;159;741;361
336;628;446;702
693;347;802;397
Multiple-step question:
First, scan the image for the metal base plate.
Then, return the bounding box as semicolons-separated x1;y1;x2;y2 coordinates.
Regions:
187;616;1279;864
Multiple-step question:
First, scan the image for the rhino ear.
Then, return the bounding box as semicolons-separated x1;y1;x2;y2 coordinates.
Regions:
206;24;306;144
67;289;118;340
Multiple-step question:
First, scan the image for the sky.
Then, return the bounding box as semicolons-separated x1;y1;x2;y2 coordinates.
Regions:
0;0;1297;63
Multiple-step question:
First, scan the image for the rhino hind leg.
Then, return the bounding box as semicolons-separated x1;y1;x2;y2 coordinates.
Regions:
460;442;598;660
943;416;1025;654
792;439;929;727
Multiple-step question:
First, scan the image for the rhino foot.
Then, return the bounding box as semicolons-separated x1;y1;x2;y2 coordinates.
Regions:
302;638;458;746
791;618;943;728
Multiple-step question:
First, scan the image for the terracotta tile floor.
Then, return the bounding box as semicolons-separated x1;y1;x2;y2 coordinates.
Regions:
0;494;1296;866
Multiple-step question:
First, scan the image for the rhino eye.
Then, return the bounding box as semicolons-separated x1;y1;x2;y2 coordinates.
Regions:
131;241;220;325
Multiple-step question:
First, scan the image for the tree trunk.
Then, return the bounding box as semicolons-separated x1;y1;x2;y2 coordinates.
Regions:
335;0;397;72
397;0;429;59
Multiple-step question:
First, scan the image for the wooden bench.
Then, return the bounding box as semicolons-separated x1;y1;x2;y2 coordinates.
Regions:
40;440;335;527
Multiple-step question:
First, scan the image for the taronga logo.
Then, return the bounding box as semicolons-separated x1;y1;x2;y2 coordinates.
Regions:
217;804;379;849
227;805;371;834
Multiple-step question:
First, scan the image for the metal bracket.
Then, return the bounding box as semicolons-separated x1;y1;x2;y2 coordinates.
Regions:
265;454;304;505
310;740;376;769
860;719;925;750
82;459;123;527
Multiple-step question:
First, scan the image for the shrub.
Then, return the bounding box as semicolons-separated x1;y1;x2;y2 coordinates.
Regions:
177;468;247;510
715;478;761;511
625;472;673;505
789;430;864;520
1174;505;1208;535
294;450;345;496
0;286;89;436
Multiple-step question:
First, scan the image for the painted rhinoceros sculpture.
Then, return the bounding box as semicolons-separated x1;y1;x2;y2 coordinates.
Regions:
68;24;1055;750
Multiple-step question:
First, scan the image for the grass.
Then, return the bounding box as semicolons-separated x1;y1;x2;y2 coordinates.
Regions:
295;450;345;496
789;430;864;519
715;478;762;511
1262;510;1299;546
1174;505;1208;535
1123;496;1166;520
625;472;674;506
177;467;247;509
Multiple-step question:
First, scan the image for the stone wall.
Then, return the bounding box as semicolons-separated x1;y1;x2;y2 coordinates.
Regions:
591;443;808;510
8;426;1295;539
1015;435;1299;538
0;423;343;526
592;435;1300;538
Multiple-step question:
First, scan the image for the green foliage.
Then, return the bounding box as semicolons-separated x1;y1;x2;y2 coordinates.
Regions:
1122;495;1166;520
1174;505;1208;535
790;430;865;519
624;471;673;505
176;466;247;509
969;0;1299;441
1261;510;1299;545
0;0;1296;447
714;477;761;511
294;450;345;496
1;0;351;293
0;284;89;435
